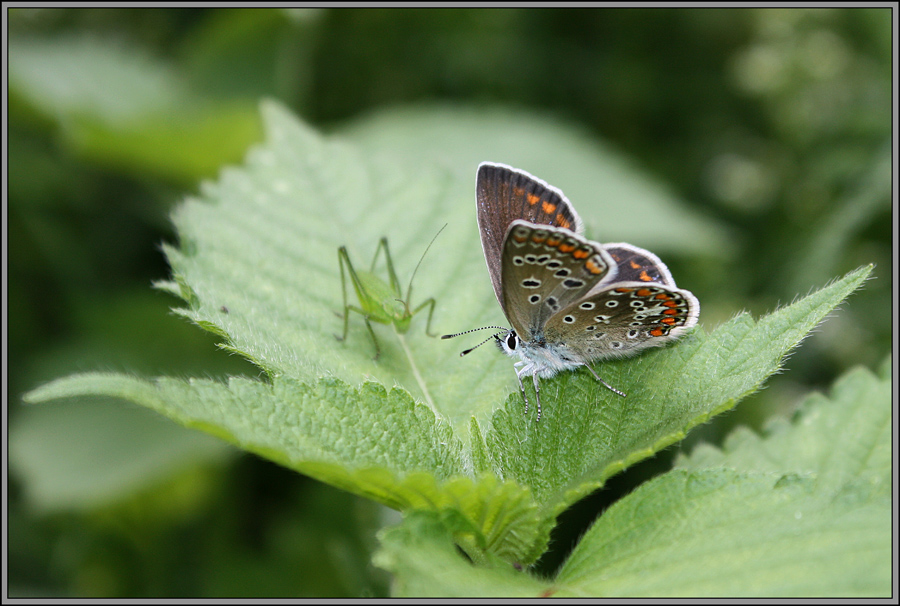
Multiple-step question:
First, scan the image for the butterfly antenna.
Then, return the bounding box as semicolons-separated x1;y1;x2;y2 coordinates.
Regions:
404;223;448;307
441;325;509;356
441;326;508;339
458;334;503;356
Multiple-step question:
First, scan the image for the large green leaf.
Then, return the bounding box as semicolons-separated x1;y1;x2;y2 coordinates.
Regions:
24;102;873;566
374;359;892;597
552;358;892;597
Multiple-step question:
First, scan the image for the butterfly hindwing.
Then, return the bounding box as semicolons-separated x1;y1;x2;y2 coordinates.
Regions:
543;281;700;361
603;242;677;286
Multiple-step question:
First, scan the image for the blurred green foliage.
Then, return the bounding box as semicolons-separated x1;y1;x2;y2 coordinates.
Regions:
8;7;891;597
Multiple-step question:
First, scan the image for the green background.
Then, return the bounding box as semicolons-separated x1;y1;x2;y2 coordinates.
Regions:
8;8;892;597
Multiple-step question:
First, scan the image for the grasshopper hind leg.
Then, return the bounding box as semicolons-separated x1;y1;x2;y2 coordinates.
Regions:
335;245;382;359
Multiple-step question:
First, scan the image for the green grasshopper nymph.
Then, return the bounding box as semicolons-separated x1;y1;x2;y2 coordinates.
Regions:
335;226;445;359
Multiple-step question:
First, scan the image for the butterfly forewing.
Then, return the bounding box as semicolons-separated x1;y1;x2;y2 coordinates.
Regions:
477;163;584;305
500;220;615;340
543;282;699;361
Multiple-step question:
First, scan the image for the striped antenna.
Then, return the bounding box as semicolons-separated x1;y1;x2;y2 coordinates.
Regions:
442;326;509;356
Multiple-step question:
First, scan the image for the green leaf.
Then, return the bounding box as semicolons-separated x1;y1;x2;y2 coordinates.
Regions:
550;359;892;597
9;397;232;512
10;35;180;123
9;34;262;183
373;359;891;597
676;356;893;493
373;510;550;598
24;103;873;567
23;374;464;479
65;103;262;184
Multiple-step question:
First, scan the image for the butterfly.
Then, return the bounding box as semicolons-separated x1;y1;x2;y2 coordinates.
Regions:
443;162;699;421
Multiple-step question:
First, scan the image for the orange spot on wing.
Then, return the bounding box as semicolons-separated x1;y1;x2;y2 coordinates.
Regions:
664;309;679;315
555;217;571;229
573;249;589;259
650;328;665;337
513;232;528;243
636;288;653;297
585;259;604;274
615;287;633;293
655;293;671;300
527;193;541;206
559;243;575;253
639;270;652;281
630;260;641;268
661;317;676;325
514;186;526;199
547;236;562;246
542;201;557;214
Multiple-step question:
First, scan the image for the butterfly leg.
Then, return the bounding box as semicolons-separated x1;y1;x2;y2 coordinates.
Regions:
513;364;542;421
532;372;542;422
584;364;627;397
513;364;530;416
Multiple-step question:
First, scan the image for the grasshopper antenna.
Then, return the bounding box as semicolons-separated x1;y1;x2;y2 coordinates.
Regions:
403;223;448;310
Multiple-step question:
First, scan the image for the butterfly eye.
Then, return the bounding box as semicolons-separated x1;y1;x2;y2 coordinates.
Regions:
506;332;518;350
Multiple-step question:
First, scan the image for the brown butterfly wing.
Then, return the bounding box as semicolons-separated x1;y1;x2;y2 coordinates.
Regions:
543;281;699;362
602;243;676;286
477;163;584;306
